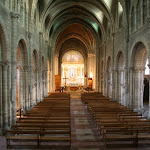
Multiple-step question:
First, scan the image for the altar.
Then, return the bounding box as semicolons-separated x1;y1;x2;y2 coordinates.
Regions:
70;86;79;91
61;50;85;87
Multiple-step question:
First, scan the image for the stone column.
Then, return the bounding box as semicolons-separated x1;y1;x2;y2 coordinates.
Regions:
24;66;29;112
0;64;2;133
147;64;150;108
111;33;115;100
103;41;107;96
134;69;140;110
140;68;145;110
11;13;19;125
29;66;33;108
2;62;9;130
124;67;129;107
44;70;47;97
114;69;118;101
129;67;134;109
51;50;55;92
35;68;39;103
17;66;24;110
118;70;121;103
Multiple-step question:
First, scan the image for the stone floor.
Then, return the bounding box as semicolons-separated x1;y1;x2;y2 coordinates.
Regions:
70;98;103;150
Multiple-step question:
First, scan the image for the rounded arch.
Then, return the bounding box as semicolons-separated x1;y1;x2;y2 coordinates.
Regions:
42;56;45;71
116;51;125;69
106;56;112;71
130;42;148;68
115;51;125;104
129;41;148;111
60;49;86;64
16;39;28;66
32;49;38;68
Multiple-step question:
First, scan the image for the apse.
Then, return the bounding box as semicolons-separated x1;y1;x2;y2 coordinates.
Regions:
61;50;84;87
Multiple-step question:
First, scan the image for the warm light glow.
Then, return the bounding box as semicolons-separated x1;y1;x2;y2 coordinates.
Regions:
90;72;93;78
145;59;149;75
61;50;84;86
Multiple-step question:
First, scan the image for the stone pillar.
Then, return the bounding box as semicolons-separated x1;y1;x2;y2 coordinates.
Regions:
140;68;145;110
0;64;2;133
129;67;134;109
18;67;24;110
147;64;150;108
11;13;19;125
45;70;47;96
124;67;129;107
134;69;140;110
114;69;118;101
24;66;29;112
2;62;9;130
35;68;39;103
29;66;34;108
51;50;55;92
118;70;122;104
95;47;99;92
111;33;115;100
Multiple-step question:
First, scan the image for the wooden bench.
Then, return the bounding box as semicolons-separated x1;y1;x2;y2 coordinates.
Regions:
6;130;71;148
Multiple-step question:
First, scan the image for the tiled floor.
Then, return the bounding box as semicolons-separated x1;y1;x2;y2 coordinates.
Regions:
70;93;103;150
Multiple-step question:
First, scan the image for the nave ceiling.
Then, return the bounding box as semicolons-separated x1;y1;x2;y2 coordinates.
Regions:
29;0;122;56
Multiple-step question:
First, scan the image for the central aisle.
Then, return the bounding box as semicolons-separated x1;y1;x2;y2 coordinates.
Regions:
70;92;103;150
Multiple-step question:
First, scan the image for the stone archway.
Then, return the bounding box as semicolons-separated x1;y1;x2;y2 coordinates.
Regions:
130;42;148;111
116;51;125;105
106;56;112;98
16;39;28;117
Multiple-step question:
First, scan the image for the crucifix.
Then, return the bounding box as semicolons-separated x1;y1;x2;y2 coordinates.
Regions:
63;76;68;86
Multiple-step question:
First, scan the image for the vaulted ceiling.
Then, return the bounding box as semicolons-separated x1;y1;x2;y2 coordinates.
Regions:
29;0;122;56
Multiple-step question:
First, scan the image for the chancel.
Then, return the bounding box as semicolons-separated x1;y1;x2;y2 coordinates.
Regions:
61;50;84;88
1;0;150;149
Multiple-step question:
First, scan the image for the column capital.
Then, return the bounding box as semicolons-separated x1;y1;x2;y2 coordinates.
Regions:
0;61;9;70
88;53;96;57
11;12;20;19
28;32;32;39
45;40;49;44
23;65;30;72
11;61;17;65
135;66;145;71
35;68;39;72
111;32;115;37
16;65;23;70
39;32;43;37
129;67;134;71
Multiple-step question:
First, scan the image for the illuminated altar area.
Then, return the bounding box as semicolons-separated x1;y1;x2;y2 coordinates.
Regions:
61;50;84;87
